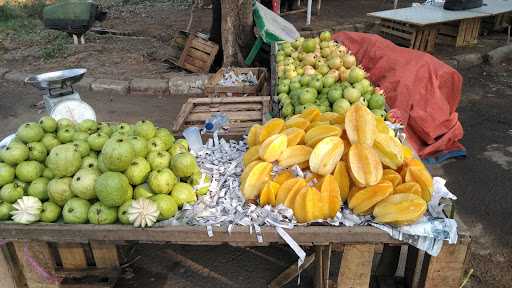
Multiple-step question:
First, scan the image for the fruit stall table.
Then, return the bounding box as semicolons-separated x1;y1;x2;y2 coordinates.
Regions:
0;223;470;288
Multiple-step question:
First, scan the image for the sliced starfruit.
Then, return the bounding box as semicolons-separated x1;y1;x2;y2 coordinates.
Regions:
294;186;322;223
376;116;394;137
318;175;341;219
302;107;321;122
382;169;402;187
240;160;262;184
243;145;260;167
281;127;305;146
402;144;414;160
348;143;383;187
259;181;280;207
241;161;273;200
278;145;313;168
304;125;342;147
333;161;350;202
402;159;433;202
307;121;331;131
348;180;393;215
285;117;310;130
273;170;294;185
259;118;285;143
259;134;288;162
247;124;262;147
318;112;344;125
373;133;404;170
347;186;362;203
275;177;307;207
373;193;427;225
395;182;422;197
345;103;377;146
309;136;345;176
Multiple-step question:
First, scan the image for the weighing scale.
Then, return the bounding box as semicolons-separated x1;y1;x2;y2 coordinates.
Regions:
25;68;96;122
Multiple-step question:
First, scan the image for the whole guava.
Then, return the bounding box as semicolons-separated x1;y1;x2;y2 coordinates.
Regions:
57;127;75;143
27;142;47;162
73;131;90;141
40;202;61;223
88;202;118;224
168;143;187;157
47;177;73;207
39;116;57;133
27;177;50;201
171;152;198;178
0;163;15;186
42;167;54;179
95;172;133;207
0;202;14;220
17;122;44;143
57;118;75;130
41;133;60;151
155;128;175;150
13;179;28;193
88;132;109;151
15;161;44;182
46;144;82;177
71;168;100;200
63;197;91;224
147;137;166;153
117;200;133;224
124;157;151;185
134;120;156;140
170;182;197;207
78;119;98;134
134;183;154;199
98;122;113;136
0;142;29;165
81;155;99;170
0;183;24;203
150;194;178;220
128;136;148;158
148;168;176;194
147;150;171;171
101;138;135;172
71;140;90;157
175;139;189;151
114;123;132;135
97;153;109;173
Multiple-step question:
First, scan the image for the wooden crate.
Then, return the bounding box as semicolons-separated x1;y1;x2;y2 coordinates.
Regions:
172;96;271;136
378;20;439;52
204;68;268;97
439;18;481;47
1;240;120;288
178;34;219;73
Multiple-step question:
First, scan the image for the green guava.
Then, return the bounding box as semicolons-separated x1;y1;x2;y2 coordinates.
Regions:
46;144;82;177
42;167;54;179
128;136;148;158
168;143;187;157
71;140;90;157
87;132;109;151
148;168;176;194
0;142;29;165
27;142;47;162
13;179;28;193
41;133;60;151
150;194;178;220
39;116;57;133
187;171;211;196
40;202;61;223
88;202;118;224
124;157;151;185
98;122;113;136
114;123;132;135
155;128;175;150
117;200;133;224
27;177;50;201
175;139;189;151
57;127;75;143
0;163;15;186
95;172;133;207
171;152;198;178
97;153;109;173
101;138;135;172
147;137;166;153
81;155;99;170
15;161;44;182
57;118;75;130
0;183;24;203
134;183;154;199
71;168;100;200
170;182;197;207
63;197;91;224
134;120;156;140
147;150;171;171
73;131;90;141
0;202;14;220
48;177;73;207
17;122;44;143
78;119;98;134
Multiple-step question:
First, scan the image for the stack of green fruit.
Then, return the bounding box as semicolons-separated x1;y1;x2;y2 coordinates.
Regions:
0;117;211;227
275;31;386;118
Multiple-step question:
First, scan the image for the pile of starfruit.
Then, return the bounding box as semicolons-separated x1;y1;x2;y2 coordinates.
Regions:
241;104;432;225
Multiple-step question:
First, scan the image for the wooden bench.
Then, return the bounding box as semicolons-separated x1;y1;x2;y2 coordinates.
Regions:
0;224;470;288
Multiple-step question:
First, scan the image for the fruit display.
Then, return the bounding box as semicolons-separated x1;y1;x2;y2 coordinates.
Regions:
241;105;432;225
275;31;386;118
0;117;211;227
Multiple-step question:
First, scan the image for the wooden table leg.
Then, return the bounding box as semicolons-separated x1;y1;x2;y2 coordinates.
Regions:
410;25;438;52
313;244;331;288
456;18;481;47
336;244;375;288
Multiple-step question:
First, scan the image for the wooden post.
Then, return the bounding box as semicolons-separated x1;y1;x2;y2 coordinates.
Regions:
337;244;375;288
90;241;119;269
313;244;331;288
423;238;471;288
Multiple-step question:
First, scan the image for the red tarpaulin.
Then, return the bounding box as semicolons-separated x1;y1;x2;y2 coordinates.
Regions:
333;32;465;159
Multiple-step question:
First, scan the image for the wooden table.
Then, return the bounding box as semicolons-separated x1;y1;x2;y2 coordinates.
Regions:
0;223;470;288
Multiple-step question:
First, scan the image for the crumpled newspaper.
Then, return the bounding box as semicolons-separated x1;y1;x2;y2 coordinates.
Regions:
217;69;258;86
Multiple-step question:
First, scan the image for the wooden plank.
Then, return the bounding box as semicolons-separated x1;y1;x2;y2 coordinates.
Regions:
0;243;23;288
427;28;438;52
173;101;194;132
186;47;212;62
13;241;59;288
336;244;374;288
456;19;468;47
380;20;416;33
191;103;263;113
184;56;208;70
187;111;262;122
423;238;471;288
181;62;203;74
314;244;331;288
189;96;270;104
269;254;315;288
404;245;426;288
89;241;119;269
380;27;412;40
0;224;405;245
58;243;87;269
191;38;218;52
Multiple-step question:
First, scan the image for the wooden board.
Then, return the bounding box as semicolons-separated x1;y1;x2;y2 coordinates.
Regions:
178;34;219;73
90;241;119;269
12;241;59;288
379;20;439;52
336;244;375;288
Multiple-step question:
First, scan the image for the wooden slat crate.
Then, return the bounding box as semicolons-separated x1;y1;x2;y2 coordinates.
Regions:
204;68;268;97
173;96;271;136
439;18;481;47
378;20;438;52
4;240;120;288
178;34;219;73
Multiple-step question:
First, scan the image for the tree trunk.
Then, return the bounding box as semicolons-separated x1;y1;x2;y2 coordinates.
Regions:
220;0;254;67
